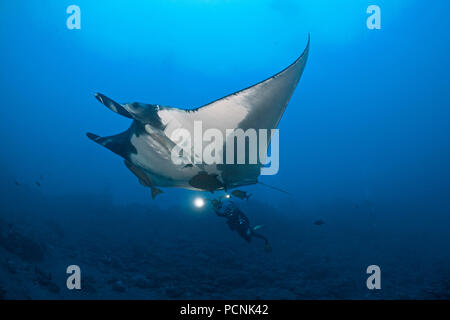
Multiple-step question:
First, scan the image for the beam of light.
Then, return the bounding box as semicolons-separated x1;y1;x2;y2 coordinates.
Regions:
194;197;205;208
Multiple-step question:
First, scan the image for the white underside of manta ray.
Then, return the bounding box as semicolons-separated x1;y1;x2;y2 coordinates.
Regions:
87;37;309;199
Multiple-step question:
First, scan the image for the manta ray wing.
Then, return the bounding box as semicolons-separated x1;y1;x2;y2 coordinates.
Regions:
157;35;310;140
89;36;309;192
155;36;310;187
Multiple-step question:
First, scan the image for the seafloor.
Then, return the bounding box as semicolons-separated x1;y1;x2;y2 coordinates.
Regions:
0;180;449;300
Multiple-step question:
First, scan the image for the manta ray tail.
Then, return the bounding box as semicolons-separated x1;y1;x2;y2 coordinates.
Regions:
94;93;132;119
257;181;292;195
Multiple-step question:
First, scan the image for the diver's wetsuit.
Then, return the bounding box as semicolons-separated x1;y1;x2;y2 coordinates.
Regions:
211;199;271;251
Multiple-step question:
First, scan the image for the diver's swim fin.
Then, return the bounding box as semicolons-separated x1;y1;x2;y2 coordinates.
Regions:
151;187;163;199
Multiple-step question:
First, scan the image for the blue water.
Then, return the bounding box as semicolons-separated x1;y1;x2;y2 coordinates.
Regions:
0;1;449;299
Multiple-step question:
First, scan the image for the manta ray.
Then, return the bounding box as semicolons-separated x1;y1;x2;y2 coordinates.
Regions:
87;37;309;199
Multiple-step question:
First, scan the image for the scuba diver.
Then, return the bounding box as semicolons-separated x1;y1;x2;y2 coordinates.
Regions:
210;196;272;252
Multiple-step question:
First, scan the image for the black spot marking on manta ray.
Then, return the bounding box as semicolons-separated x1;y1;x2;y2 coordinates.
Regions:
189;171;224;193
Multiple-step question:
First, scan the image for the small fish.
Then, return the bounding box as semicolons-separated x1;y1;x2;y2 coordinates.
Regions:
231;190;252;201
314;220;325;226
36;182;41;187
